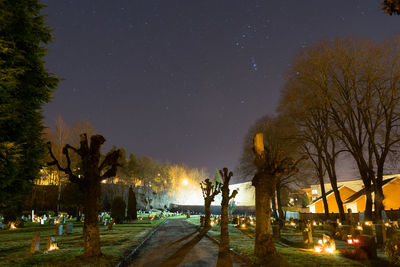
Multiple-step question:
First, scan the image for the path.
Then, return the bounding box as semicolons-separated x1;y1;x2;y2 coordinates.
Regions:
127;219;249;267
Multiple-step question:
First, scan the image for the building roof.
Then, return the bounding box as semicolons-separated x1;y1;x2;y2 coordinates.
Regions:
344;177;396;204
307;185;345;207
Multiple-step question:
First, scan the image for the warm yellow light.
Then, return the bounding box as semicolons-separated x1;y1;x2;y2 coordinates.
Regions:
290;222;296;226
182;179;188;185
210;221;215;226
241;223;246;228
9;223;16;230
325;246;335;254
48;243;59;251
356;226;363;231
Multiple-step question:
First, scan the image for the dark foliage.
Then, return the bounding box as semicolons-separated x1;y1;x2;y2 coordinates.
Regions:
111;195;126;224
0;0;59;222
127;186;137;220
382;0;400;15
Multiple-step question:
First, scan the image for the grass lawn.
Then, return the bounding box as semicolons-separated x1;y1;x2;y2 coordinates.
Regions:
186;215;391;266
0;217;164;266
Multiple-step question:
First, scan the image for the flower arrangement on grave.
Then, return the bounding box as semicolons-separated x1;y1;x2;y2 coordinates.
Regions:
9;222;16;230
314;234;335;254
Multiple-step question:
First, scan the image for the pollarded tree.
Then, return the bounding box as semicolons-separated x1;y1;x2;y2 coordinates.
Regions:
219;168;238;254
252;124;306;264
200;178;222;228
48;133;120;257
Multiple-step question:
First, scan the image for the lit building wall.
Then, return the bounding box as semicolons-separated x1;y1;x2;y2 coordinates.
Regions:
229;181;255;206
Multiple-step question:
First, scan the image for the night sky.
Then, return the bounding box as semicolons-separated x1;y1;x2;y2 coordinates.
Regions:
42;0;399;181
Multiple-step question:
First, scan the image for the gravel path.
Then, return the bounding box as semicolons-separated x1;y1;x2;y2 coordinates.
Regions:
128;218;249;267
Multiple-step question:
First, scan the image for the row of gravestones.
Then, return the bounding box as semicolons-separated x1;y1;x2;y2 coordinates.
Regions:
30;232;59;254
56;223;73;236
30;223;73;254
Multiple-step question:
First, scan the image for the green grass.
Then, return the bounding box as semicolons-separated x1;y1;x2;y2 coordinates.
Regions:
0;218;165;266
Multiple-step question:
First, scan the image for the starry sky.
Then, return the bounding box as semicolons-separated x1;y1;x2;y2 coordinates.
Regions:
42;0;399;181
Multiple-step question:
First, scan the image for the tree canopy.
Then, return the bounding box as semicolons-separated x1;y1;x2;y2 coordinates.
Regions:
0;0;59;222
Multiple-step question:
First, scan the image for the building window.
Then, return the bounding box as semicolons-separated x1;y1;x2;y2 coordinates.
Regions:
312;189;318;195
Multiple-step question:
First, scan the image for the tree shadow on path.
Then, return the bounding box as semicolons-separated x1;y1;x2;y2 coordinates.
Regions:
169;227;199;246
216;245;234;267
160;228;210;266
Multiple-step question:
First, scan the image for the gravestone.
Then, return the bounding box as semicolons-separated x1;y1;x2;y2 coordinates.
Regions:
104;219;108;226
0;222;3;230
359;212;365;222
67;223;73;234
57;224;63;236
31;210;34;222
347;208;353;225
63;217;66;224
40;218;44;225
30;231;40;254
107;219;113;230
382;210;389;222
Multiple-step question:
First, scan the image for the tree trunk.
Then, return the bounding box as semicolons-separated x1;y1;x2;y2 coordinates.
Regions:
271;192;278;219
276;184;285;220
364;184;373;221
374;181;384;222
254;174;277;263
318;176;330;220
220;194;229;251
331;184;346;222
82;178;102;257
204;199;212;227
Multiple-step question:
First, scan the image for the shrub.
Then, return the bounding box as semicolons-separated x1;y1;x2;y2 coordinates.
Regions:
385;233;400;265
111;195;126;224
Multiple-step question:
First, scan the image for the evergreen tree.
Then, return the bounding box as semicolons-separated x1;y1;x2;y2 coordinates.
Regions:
111;195;126;224
127;186;137;220
0;0;59;222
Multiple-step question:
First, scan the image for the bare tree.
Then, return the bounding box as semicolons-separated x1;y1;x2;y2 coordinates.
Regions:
219;168;238;254
282;37;400;225
48;133;120;257
200;178;221;228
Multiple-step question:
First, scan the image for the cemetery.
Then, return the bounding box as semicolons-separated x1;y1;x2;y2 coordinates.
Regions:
3;1;400;266
1;206;399;266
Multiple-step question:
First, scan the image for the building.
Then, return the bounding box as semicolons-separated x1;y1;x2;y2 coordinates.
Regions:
229;181;255;206
344;176;400;212
306;174;400;213
309;174;396;201
307;185;356;213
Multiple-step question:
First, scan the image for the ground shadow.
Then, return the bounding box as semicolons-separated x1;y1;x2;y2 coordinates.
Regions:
160;227;209;266
169;227;199;246
216;245;233;267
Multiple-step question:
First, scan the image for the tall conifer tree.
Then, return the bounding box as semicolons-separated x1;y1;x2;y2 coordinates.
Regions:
0;0;59;222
